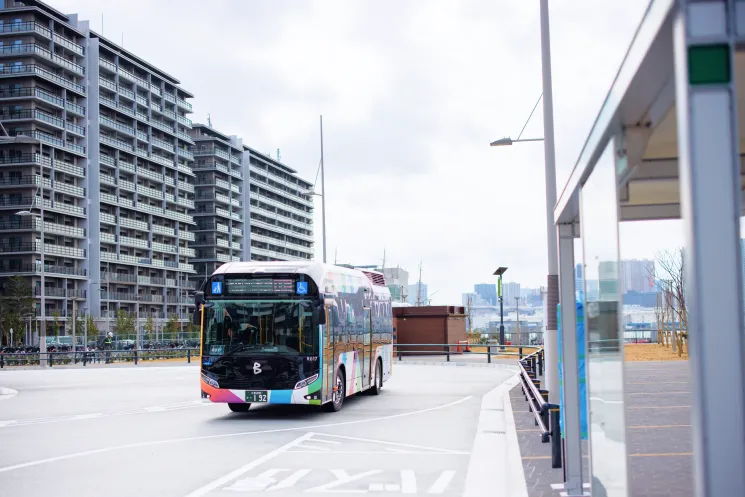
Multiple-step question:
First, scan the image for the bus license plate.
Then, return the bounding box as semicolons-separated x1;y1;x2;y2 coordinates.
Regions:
246;391;268;403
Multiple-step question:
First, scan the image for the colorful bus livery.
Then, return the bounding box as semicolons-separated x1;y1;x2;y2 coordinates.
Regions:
194;261;393;413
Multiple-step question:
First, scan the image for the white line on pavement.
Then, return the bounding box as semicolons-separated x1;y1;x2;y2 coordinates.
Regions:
0;387;18;401
183;433;313;497
0;395;473;474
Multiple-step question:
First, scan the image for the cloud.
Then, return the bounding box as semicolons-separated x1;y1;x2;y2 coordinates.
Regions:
53;0;669;304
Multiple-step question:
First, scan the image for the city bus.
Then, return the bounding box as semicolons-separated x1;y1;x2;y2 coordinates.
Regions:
193;261;393;413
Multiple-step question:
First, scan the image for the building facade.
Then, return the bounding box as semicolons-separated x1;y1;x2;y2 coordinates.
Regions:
245;148;314;262
0;0;196;338
189;124;244;282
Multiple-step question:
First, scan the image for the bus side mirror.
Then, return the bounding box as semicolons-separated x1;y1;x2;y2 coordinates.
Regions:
193;292;204;325
314;305;327;326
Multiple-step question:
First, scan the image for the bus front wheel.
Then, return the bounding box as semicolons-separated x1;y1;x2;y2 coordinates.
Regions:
324;369;345;412
228;403;251;413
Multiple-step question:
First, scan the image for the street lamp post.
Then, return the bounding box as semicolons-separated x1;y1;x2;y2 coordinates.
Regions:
489;0;560;400
493;267;508;347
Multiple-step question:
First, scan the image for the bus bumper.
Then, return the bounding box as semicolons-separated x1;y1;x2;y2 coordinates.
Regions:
200;378;322;406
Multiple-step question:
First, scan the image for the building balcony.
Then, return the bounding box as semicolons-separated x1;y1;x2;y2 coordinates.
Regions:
8;129;85;155
176;97;192;112
177;148;193;161
177;180;194;193
100;116;135;136
0;241;85;258
0;20;51;39
152;224;175;236
0;63;85;95
0;85;62;108
66;100;85;116
100;94;135;117
176;163;194;177
0;43;84;75
0;262;86;278
53;32;84;56
151;137;174;153
119;216;148;231
178;230;195;241
176;114;192;128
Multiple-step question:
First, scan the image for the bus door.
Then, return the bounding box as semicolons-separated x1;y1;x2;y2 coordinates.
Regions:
362;307;372;388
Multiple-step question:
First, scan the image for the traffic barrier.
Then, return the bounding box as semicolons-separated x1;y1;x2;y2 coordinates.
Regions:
518;347;562;469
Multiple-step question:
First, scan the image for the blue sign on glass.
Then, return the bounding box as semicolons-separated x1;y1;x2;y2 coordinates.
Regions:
296;281;308;295
211;281;223;295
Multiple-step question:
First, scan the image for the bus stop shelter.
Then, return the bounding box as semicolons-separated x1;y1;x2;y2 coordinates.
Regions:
553;1;745;495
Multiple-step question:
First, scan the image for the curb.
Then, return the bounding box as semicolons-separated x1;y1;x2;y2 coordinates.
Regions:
463;374;528;497
0;387;18;400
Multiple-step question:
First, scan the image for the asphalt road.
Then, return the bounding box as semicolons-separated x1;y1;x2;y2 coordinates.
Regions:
0;363;516;497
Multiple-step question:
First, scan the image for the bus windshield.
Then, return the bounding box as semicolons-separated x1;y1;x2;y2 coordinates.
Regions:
202;299;319;357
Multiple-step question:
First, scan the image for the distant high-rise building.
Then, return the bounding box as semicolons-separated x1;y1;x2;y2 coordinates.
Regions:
474;283;496;306
503;282;521;305
383;267;408;303
407;283;428;305
462;292;489;307
620;259;655;293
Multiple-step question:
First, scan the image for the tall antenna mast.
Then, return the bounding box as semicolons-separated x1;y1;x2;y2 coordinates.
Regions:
381;248;386;271
207;113;212;128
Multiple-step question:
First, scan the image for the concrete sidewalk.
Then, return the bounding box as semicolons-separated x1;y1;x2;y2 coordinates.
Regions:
512;360;692;497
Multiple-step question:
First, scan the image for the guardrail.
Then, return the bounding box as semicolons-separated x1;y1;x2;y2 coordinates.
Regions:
517;347;561;468
0;348;199;368
393;343;542;363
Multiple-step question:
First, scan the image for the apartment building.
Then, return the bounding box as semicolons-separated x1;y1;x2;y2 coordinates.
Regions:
245;148;314;262
0;1;90;331
189;123;315;274
0;0;196;335
90;32;196;328
189;123;244;282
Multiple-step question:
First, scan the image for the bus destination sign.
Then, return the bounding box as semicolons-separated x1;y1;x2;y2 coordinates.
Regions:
224;278;296;294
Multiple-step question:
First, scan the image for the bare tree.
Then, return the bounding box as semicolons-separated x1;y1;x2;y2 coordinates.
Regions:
655;249;687;334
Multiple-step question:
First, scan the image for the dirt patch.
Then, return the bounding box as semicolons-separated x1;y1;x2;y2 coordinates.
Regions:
624;343;687;362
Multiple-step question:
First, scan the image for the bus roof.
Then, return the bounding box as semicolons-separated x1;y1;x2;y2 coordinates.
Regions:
212;261;390;297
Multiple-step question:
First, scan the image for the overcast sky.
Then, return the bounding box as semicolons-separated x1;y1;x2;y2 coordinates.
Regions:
56;0;680;304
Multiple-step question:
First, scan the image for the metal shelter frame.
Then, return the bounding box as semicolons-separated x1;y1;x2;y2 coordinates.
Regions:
553;1;745;496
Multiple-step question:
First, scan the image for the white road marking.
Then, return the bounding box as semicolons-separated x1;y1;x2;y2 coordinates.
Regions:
225;469;288;492
267;469;312;491
298;432;469;455
184;433;313;497
0;396;473;474
305;469;382;493
0;387;18;400
0;400;210;428
400;470;417;494
427;470;456;494
293;443;331;452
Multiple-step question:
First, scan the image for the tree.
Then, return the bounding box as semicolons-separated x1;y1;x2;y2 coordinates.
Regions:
144;316;155;342
86;315;100;346
48;311;61;337
164;314;179;339
114;309;135;337
655;249;687;334
0;276;34;346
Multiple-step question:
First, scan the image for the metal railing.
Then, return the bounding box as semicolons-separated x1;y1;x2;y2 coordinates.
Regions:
517;348;561;469
0;348;199;368
392;343;540;362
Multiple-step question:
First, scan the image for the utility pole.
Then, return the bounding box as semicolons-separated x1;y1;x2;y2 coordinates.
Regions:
416;262;422;307
319;115;327;264
467;294;473;333
515;296;521;346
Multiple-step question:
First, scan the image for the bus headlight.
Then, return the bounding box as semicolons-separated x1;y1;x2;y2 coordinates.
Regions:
294;374;319;390
201;372;219;388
